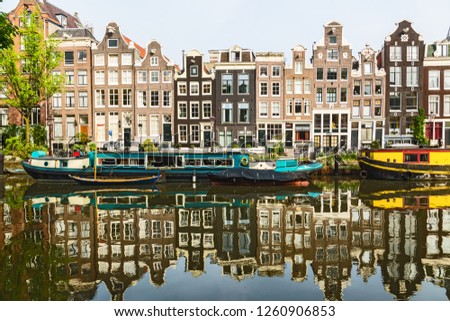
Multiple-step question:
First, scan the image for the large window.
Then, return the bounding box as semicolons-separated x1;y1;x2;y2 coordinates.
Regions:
222;103;233;123
390;67;401;86
108;54;118;66
405;92;417;111
406;66;419;87
429;70;440;89
178;102;187;119
271;102;280;117
326;88;337;103
64;51;74;65
79;91;88;108
353;80;361;95
190;102;199;119
122;89;132;107
108;69;118;85
445;70;450;89
272;82;280;96
260;82;268;96
238;74;249;94
238;103;249;123
407;46;419;61
222;74;233;94
109;89;119;106
138;70;147;83
163;91;172;107
121;53;132;65
95;90;105;107
316;88;323;103
364;80;372;95
122;70;132;84
190;125;200;142
316;68;323;80
150;91;159;107
202;102;212;119
66;92;75;108
389;92;401;110
390;46;401;61
267;124;282;140
429;95;440;115
327;49;338;60
444;95;450;116
327;68;337;80
259;102;268;117
163;70;172;83
178;125;187;143
150;71;159;83
137;91;147;107
78;70;87;85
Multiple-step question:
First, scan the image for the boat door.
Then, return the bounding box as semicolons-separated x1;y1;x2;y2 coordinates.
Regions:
176;155;184;167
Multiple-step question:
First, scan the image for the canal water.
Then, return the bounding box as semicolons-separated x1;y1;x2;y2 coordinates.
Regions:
0;176;449;301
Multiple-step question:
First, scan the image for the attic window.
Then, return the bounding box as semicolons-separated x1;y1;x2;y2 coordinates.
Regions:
56;14;67;28
108;39;118;48
231;51;241;62
329;36;337;44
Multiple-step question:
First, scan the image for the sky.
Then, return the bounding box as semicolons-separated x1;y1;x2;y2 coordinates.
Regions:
2;0;450;65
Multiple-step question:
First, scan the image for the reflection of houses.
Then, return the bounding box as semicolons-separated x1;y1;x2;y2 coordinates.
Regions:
422;208;450;299
379;210;426;300
256;196;285;277
311;188;352;300
175;192;218;275
216;198;257;281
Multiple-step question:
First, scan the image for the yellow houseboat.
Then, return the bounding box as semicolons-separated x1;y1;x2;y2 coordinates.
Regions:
358;145;450;180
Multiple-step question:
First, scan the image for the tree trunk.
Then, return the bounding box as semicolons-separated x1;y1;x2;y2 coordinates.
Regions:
24;116;30;145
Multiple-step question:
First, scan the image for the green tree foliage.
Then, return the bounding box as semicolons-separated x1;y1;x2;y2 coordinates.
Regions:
412;107;428;146
0;9;63;145
0;12;18;49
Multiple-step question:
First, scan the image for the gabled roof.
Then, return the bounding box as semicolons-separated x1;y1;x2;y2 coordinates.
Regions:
39;0;82;28
122;34;145;58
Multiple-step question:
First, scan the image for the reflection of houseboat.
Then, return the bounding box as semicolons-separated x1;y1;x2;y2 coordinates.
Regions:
359;180;450;209
22;150;251;181
358;147;450;180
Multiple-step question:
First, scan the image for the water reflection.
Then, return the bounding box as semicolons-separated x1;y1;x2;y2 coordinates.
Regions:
1;179;450;301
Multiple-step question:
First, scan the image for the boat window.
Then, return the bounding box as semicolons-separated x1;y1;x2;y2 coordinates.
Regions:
101;158;117;166
203;159;215;166
405;154;418;162
215;159;233;166
185;159;202;166
60;161;68;168
420;154;429;162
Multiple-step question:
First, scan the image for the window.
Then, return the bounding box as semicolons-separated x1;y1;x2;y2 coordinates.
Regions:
429;95;439;115
364;63;372;75
79;91;88;108
222;103;233;123
163;70;172;83
238;103;249;123
150;71;159;83
122;89;132;107
222;74;232;94
390;66;401;86
108;39;118;48
375;99;382;116
329;35;337;44
390;46;401;61
295;99;302;114
163;91;172;107
405;92;417;111
407;46;419;61
137;71;147;83
65;71;74;85
304;99;311;114
352;100;360;117
238;74;249;94
66;92;75;108
150;91;159;107
340;87;347;103
295;62;303;74
178;125;187;142
363;100;371;117
294;80;302;94
304;79;311;93
178;82;187;95
178;102;187;119
316;88;323;103
286;100;292;115
78;51;87;62
94;54;104;66
267;124;282;140
122;53;132;65
286;79;293;94
54;116;62;138
327;49;338;60
259;102;268;117
202;102;212;119
260;82;268;96
445;70;450;89
272;65;281;77
78;70;87;85
203;82;212;95
375;80;382;95
53;93;62;108
326;88;337;103
406;66;419;87
108;54;118;66
190;65;198;77
260;66;268;77
341;68;348;80
429;70;440;89
316;68;323;80
272;82;280;96
108;69;118;85
389;92;401;110
190;125;200;142
150;56;159;66
64;51;74;65
190;82;199;95
444;95;450;116
364;80;372;95
190;102;199;119
231;50;240;62
137;91;147;107
122;70;132;84
353;80;361;95
95;90;105;107
138;114;147;138
271;102;280;117
109;89;119;106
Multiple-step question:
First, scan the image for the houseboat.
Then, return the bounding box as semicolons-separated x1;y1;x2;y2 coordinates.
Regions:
22;149;252;181
358;146;450;180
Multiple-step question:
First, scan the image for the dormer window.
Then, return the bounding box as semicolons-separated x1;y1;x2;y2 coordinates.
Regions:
231;51;241;62
108;39;118;48
190;65;198;77
56;14;67;28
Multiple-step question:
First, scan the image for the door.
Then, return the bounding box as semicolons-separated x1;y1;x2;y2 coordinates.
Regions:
285;130;293;147
258;130;266;147
163;123;172;142
204;130;211;147
124;128;131;147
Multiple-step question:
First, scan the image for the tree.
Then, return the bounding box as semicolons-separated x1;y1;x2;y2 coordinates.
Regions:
0;12;17;49
0;9;63;145
412;107;428;146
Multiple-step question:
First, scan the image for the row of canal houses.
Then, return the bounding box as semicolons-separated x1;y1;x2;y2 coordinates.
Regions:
3;0;450;153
